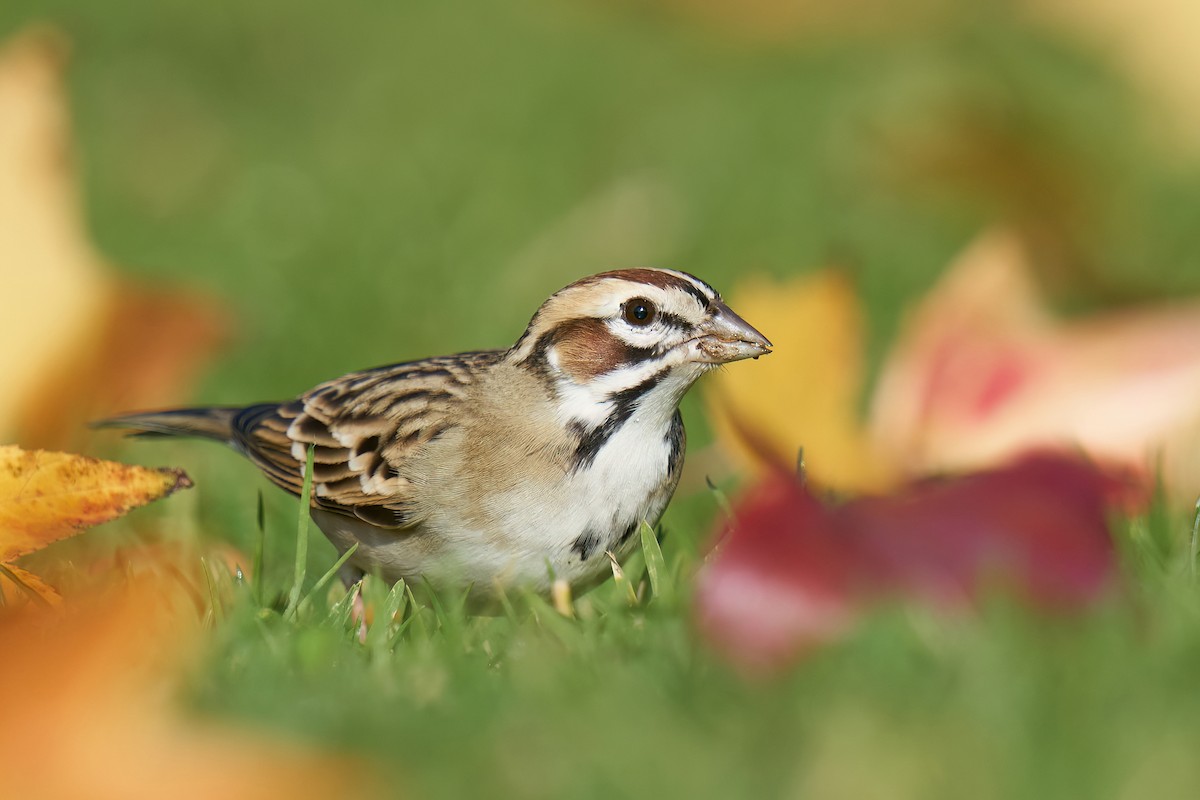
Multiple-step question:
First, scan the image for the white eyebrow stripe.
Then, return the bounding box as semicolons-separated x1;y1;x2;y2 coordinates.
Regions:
660;269;718;305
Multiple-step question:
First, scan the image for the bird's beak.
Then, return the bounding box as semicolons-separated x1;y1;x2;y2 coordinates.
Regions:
692;301;773;364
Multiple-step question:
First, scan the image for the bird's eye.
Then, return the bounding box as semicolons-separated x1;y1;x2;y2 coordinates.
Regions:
622;298;657;327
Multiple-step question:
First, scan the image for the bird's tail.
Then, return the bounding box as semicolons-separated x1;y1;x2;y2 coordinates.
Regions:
92;407;243;443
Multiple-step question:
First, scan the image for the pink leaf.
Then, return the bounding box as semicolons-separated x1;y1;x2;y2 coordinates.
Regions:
870;230;1200;506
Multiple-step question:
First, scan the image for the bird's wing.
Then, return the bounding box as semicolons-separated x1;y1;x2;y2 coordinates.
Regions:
234;351;504;529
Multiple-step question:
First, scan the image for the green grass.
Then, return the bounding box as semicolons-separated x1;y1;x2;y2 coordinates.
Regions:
184;493;1200;800
5;0;1200;796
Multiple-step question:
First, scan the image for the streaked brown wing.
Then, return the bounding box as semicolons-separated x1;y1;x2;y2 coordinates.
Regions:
232;351;503;528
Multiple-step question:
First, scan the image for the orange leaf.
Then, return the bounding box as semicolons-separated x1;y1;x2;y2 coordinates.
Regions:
705;270;896;492
0;445;191;563
0;553;375;800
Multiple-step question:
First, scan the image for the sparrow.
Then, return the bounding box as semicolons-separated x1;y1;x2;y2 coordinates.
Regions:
97;268;771;599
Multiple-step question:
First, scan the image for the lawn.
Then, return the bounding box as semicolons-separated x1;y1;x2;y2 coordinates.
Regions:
4;1;1200;797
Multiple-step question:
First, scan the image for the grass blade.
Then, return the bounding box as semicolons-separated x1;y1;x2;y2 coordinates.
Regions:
705;475;734;520
200;556;225;626
422;577;461;639
404;583;430;640
328;580;362;635
519;587;581;646
0;563;51;608
493;580;520;623
368;579;410;651
640;520;668;602
293;543;359;621
284;445;315;620
606;550;639;606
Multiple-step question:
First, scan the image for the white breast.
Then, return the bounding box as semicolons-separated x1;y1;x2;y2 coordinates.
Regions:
453;385;684;591
314;369;690;596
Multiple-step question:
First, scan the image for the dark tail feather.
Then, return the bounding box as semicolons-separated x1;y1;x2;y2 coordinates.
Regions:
91;407;243;443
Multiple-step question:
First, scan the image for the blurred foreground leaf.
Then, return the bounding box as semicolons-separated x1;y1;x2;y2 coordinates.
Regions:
695;453;1119;674
0;552;374;800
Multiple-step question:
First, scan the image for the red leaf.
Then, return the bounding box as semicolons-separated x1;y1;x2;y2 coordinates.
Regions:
695;453;1119;674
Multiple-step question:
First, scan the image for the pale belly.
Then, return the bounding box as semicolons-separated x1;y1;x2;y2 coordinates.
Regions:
313;414;683;596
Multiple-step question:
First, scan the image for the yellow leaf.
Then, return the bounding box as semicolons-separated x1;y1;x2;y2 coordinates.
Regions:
705;270;895;492
0;445;191;563
0;28;111;437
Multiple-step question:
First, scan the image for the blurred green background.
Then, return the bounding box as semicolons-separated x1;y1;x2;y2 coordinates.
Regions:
5;0;1200;797
8;0;1200;394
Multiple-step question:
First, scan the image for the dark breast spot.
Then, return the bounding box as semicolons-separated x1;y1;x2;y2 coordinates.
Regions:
665;411;686;477
570;529;603;562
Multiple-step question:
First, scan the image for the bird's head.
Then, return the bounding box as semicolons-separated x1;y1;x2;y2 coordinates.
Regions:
511;268;771;426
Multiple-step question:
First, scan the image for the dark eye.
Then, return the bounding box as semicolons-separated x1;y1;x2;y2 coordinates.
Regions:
622;298;657;326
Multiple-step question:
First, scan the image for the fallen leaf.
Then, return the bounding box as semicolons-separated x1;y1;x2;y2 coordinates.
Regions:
712;230;1200;506
0;445;190;603
704;270;895;492
869;229;1200;505
0;26;227;449
694;453;1118;674
693;476;861;671
0;554;374;800
0;27;109;439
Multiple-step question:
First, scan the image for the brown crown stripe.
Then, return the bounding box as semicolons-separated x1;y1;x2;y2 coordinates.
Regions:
576;269;717;306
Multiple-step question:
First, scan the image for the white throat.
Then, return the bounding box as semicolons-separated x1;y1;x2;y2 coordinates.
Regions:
547;347;703;432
